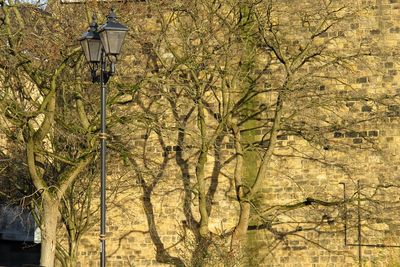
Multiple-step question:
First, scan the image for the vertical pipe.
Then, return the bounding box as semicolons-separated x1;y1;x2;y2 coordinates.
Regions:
357;180;362;267
340;182;347;246
100;50;107;267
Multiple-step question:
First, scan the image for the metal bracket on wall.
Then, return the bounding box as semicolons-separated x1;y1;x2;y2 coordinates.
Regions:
340;180;400;267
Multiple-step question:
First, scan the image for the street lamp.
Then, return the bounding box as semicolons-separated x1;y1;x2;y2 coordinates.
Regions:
79;9;128;267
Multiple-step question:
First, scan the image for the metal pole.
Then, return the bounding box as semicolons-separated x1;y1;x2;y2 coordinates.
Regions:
100;50;107;267
340;182;347;246
357;180;362;267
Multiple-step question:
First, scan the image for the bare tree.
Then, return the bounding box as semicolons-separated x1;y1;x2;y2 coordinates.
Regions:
111;0;397;265
0;2;100;266
1;0;397;266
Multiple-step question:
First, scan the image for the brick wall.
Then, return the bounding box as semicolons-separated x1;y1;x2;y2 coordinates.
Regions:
71;1;400;266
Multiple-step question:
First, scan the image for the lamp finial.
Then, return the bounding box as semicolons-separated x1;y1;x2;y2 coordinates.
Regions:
89;13;98;31
108;7;117;21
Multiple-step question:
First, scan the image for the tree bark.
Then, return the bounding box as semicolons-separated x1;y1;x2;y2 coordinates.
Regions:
196;101;210;237
229;120;249;253
40;197;60;267
231;202;251;253
67;241;78;267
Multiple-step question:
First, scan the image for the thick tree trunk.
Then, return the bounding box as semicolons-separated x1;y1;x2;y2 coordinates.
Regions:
40;198;60;267
66;241;78;267
196;151;209;237
228;120;248;255
231;202;250;253
196;102;210;237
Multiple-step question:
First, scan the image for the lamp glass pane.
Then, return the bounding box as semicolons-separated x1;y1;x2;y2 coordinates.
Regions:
80;39;91;63
88;39;102;62
99;31;110;55
100;30;127;55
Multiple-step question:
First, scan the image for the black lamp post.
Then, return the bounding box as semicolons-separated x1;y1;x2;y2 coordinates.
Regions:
79;9;128;267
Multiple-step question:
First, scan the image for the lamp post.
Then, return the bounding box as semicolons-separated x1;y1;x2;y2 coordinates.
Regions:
79;9;128;267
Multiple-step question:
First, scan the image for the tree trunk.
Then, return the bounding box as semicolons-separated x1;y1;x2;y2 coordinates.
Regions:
196;101;210;237
66;241;78;267
40;198;60;267
231;202;250;253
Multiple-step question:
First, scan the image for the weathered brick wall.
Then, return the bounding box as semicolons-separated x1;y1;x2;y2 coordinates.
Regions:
247;1;400;265
250;123;400;266
70;1;400;266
